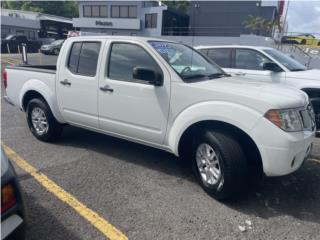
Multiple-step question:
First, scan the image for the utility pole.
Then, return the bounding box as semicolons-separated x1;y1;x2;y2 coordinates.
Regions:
283;0;290;34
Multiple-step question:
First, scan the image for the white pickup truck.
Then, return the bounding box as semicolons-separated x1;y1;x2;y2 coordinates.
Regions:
3;36;315;200
196;45;320;133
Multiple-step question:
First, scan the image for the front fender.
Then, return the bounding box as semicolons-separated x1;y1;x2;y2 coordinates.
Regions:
19;79;65;123
167;101;263;155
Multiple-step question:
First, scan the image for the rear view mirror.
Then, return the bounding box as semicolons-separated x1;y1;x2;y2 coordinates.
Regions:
133;67;163;86
263;62;282;72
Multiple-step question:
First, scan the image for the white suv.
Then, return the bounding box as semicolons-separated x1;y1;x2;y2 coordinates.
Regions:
196;45;320;133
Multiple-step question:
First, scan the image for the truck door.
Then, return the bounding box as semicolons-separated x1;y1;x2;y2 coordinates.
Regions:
98;41;170;144
57;41;102;128
228;48;285;83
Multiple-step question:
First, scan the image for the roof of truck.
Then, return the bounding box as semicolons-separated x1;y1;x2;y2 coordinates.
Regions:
67;35;176;43
195;45;274;50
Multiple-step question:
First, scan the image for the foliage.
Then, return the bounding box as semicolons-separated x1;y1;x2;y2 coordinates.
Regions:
1;1;79;18
161;0;189;13
243;15;280;36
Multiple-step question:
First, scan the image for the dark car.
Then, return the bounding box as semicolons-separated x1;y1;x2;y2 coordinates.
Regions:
40;39;65;55
1;148;26;240
1;34;42;54
2;35;28;44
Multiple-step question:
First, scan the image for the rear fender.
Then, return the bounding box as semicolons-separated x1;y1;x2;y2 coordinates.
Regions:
19;79;65;123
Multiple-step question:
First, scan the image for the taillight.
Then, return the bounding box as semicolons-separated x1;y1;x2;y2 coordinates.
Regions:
3;69;7;89
1;183;16;213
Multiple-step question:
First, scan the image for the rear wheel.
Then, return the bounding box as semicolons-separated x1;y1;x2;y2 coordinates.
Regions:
26;98;63;142
301;39;307;45
192;130;248;200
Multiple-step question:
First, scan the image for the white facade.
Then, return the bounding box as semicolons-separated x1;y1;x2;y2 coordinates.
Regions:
1;8;72;39
1;9;40;39
73;1;167;36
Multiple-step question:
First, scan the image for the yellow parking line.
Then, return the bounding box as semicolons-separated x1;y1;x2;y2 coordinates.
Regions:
2;144;128;240
309;158;320;164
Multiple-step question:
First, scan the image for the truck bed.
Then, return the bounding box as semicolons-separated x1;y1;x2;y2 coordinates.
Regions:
5;64;57;109
6;64;56;73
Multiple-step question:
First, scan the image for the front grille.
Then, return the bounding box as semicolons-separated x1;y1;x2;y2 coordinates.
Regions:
299;104;316;131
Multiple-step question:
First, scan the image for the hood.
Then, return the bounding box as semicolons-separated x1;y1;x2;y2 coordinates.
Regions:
286;69;320;81
188;76;308;112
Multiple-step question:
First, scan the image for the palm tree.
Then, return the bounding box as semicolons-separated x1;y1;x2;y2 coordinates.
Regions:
243;15;265;35
243;15;280;37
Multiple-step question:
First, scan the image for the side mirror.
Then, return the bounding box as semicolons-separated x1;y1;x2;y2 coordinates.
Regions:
263;62;282;72
133;67;163;86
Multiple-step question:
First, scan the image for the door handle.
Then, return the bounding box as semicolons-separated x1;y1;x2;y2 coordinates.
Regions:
60;79;71;86
235;72;246;76
100;85;114;93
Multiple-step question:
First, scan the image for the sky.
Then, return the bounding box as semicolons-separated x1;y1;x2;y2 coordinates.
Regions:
287;0;320;34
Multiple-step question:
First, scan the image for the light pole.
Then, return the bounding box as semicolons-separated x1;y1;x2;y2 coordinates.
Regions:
283;0;290;34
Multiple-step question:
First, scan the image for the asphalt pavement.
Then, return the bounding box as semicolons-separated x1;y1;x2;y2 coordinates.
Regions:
1;53;320;240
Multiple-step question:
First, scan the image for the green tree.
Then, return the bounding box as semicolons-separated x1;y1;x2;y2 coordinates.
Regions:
161;0;189;13
243;15;264;35
1;1;78;18
243;15;279;36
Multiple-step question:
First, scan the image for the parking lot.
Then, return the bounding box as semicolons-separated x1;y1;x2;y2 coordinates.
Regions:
2;53;320;240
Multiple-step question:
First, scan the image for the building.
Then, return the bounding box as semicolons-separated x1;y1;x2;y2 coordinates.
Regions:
72;1;189;36
1;8;73;39
72;0;282;38
188;1;280;36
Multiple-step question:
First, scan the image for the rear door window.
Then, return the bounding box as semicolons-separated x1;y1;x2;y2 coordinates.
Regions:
207;48;233;68
77;42;101;76
67;42;101;76
68;42;82;73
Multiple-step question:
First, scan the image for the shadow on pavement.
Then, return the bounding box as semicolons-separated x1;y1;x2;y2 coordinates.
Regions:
226;162;320;224
58;125;195;182
57;125;320;225
21;189;82;240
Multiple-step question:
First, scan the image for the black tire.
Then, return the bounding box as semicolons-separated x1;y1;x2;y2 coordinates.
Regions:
192;130;248;200
301;39;306;45
26;98;63;142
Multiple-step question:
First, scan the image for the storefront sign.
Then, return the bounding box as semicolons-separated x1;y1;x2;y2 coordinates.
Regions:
95;21;113;26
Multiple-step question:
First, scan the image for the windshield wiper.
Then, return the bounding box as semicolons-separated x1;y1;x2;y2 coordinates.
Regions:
183;72;231;81
182;74;209;80
207;73;231;78
291;69;306;72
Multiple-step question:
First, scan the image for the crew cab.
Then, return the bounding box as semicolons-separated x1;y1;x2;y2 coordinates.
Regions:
196;45;320;133
3;37;315;200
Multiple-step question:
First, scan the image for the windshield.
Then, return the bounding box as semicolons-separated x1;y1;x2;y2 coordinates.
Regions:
51;40;64;46
263;49;307;71
149;41;226;81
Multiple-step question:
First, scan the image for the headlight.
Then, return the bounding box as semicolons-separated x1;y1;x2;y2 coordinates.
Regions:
265;109;302;132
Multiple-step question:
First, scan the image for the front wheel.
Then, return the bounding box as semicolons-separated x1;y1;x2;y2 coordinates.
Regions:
192;130;248;200
26;98;63;142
